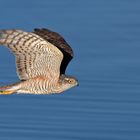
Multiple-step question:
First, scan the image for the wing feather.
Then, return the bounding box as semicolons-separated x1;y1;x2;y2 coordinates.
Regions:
0;29;63;80
33;28;73;74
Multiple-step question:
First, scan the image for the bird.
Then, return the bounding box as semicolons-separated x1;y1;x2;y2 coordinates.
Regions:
0;28;78;94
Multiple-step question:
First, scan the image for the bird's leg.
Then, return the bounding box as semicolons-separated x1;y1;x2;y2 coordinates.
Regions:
0;90;16;95
0;82;21;95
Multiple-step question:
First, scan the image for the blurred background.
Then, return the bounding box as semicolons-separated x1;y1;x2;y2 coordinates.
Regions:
0;0;140;140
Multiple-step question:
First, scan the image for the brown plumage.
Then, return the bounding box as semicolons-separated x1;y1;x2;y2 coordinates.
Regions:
0;28;78;94
33;28;73;74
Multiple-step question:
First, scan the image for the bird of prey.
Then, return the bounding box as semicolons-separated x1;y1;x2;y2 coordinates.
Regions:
0;28;78;94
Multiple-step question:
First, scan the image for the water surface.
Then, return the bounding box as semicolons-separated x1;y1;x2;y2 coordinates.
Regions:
0;0;140;140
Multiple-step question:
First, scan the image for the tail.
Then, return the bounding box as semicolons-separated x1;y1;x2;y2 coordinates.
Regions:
0;82;21;95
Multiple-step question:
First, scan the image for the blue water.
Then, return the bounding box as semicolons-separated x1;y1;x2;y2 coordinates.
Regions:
0;0;140;140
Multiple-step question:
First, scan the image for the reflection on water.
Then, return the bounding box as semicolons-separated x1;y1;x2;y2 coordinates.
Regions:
0;0;140;140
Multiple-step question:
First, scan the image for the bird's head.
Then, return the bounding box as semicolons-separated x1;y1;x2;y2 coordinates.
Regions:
58;74;79;92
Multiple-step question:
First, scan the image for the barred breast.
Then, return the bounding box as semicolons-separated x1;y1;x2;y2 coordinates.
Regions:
17;76;58;94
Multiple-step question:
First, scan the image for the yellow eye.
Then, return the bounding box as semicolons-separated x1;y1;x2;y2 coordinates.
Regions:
68;79;74;84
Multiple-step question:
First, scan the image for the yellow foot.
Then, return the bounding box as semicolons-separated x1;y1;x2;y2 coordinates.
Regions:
0;90;15;95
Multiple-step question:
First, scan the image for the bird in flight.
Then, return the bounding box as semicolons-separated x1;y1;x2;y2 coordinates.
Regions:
0;28;78;94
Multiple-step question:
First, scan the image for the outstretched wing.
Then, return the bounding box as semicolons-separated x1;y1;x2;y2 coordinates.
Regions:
0;29;63;80
33;28;73;74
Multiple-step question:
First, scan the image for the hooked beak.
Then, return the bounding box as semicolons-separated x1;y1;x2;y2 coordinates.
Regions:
77;82;79;87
